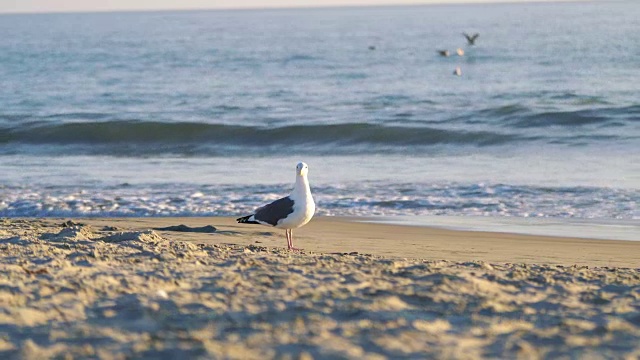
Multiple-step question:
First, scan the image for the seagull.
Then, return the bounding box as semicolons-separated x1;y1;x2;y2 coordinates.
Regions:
453;66;462;76
456;48;465;56
236;162;316;251
437;50;450;57
463;33;479;46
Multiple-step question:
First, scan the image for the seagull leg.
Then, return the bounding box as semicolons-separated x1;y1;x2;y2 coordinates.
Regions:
288;230;302;252
285;229;291;249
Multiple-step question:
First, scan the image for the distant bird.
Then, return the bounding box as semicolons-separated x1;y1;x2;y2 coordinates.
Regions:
237;162;315;251
453;66;462;76
438;50;450;57
368;45;376;51
463;33;479;46
456;48;465;56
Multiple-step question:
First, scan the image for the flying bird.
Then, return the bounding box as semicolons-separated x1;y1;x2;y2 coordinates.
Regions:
453;66;462;76
456;48;465;56
438;50;450;57
463;33;479;46
237;162;315;251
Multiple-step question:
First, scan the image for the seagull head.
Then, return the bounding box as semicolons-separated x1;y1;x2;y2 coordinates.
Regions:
296;162;309;177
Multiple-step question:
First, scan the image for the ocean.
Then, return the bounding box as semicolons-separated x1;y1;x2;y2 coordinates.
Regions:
0;2;639;226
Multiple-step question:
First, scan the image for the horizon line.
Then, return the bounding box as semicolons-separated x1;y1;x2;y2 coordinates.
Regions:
0;0;590;16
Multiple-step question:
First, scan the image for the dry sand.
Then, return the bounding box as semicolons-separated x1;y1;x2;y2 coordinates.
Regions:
0;217;639;359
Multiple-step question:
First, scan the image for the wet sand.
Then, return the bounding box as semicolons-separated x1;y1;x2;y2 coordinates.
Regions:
1;217;639;359
94;216;640;267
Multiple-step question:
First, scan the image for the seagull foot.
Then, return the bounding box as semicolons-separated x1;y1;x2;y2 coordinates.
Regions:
287;247;303;252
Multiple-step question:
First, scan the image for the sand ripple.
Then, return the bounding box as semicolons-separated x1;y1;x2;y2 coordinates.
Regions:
0;219;639;359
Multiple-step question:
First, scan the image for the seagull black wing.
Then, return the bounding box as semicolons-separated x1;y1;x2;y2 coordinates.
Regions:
237;196;295;227
254;197;295;226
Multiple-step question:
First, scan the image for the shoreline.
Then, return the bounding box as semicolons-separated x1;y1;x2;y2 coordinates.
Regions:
361;215;640;242
67;216;640;268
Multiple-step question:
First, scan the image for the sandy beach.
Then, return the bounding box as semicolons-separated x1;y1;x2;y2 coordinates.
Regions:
1;217;639;359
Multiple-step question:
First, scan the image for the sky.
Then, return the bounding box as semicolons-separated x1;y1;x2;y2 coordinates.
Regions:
0;0;566;14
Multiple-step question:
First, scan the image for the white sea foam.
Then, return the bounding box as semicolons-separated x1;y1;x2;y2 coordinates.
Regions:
0;181;637;220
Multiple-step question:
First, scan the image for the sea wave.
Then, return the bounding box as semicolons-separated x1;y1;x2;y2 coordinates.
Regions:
510;105;640;128
0;102;637;155
0;120;527;151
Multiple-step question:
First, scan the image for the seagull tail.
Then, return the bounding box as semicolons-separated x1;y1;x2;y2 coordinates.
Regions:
236;215;260;224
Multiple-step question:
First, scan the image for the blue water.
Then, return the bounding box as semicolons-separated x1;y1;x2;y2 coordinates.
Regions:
0;2;638;221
